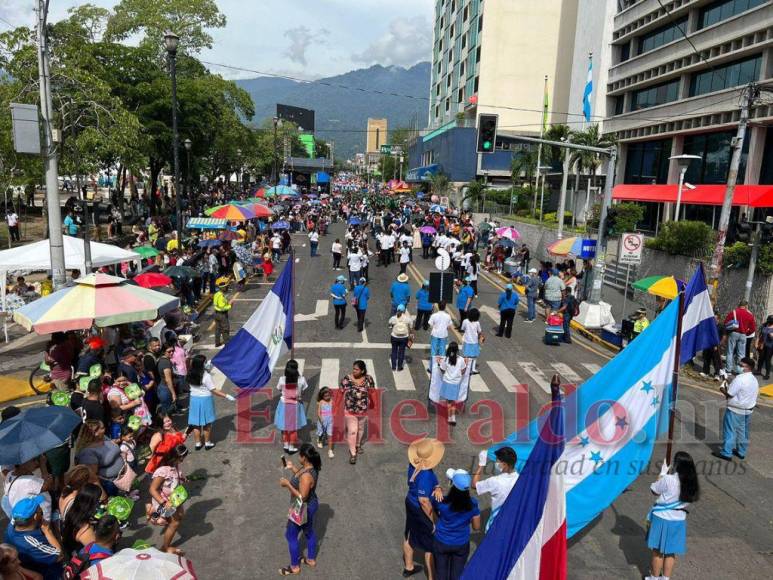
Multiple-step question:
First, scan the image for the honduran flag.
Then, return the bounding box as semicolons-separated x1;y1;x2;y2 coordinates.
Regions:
212;259;293;389
491;297;679;538
462;385;566;580
679;263;720;364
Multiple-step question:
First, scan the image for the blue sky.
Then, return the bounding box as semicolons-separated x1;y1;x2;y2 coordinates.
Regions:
1;0;434;79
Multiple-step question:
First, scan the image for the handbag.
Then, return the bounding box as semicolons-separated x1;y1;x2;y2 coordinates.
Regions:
113;461;137;492
288;495;308;526
725;310;740;332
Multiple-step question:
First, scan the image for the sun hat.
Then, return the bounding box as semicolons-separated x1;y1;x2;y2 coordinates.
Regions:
12;495;45;520
528;267;537;273
397;273;409;283
445;468;471;491
408;437;445;470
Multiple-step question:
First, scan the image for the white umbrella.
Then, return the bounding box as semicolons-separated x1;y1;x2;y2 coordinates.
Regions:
81;547;197;580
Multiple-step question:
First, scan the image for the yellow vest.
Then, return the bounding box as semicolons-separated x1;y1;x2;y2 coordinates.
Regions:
634;317;650;334
213;291;231;312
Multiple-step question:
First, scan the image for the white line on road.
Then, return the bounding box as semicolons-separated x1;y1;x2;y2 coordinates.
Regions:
582;363;602;374
469;367;490;392
486;361;527;393
551;362;582;383
231;298;263;302
294;342;429;350
320;358;339;390
362;359;377;390
518;362;551;394
392;367;416;391
296;358;305;377
479;305;500;323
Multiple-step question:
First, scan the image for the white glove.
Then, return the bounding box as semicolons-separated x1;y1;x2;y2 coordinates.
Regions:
478;450;488;467
659;460;669;477
225;394;236;402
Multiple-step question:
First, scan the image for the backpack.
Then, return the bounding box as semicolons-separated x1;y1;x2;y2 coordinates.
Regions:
63;543;112;579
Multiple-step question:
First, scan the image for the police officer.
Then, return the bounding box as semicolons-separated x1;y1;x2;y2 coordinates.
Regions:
213;278;232;347
632;308;650;340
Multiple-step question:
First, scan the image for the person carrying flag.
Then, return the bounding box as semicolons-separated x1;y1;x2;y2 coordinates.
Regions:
471;446;518;532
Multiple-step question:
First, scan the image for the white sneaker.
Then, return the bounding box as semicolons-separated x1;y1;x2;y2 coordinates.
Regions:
328;449;335;458
287;445;298;453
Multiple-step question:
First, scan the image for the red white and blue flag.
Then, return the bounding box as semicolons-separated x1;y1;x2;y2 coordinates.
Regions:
461;387;566;580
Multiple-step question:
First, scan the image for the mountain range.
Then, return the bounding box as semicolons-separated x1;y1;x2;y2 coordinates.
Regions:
235;62;431;160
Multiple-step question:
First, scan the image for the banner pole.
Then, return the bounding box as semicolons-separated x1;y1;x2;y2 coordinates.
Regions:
665;290;685;465
290;247;295;360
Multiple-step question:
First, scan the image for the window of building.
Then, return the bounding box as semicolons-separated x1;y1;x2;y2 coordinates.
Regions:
689;54;761;96
463;4;469;21
474;76;479;93
445;97;451;112
619;42;630;64
631;79;680;111
457;87;464;104
614;96;625;116
434;105;440;119
624;138;673;184
461;33;466;49
478;15;483;32
450;24;455;38
760;127;773;185
637;17;688;55
683;130;749;184
699;0;767;29
476;46;481;63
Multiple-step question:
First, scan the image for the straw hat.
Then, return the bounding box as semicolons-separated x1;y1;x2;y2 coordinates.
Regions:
397;273;409;283
408;437;445;470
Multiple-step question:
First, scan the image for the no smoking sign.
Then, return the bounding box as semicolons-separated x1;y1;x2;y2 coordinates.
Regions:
619;233;643;265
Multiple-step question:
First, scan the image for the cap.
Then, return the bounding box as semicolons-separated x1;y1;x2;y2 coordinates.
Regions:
397;304;406;312
87;337;106;350
445;468;471;491
336;275;346;282
505;284;513;290
423;279;430;286
528;268;537;274
359;276;367;283
464;276;471;282
12;495;45;520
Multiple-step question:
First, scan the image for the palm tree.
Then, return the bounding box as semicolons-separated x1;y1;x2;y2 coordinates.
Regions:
429;172;451;198
569;124;616;225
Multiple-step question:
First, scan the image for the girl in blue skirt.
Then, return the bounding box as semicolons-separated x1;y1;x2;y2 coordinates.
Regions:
274;359;309;454
645;451;700;580
460;308;483;375
187;355;236;450
436;342;467;426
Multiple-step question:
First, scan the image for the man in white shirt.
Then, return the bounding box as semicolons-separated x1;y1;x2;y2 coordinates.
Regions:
6;209;20;242
427;301;453;371
472;446;519;532
308;229;319;257
398;242;411;274
271;234;282;262
717;357;759;460
347;249;363;289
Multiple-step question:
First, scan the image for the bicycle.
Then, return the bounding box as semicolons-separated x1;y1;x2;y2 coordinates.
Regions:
28;359;52;395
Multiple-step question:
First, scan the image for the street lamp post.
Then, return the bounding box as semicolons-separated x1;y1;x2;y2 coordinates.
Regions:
272;117;282;186
482;170;489;214
538;165;551;221
184;138;192;212
164;31;182;234
669;154;701;222
399;155;404;181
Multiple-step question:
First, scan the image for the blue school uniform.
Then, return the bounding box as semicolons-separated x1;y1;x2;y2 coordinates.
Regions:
456;285;474;310
353;285;370;310
330;282;347;305
416;287;432;312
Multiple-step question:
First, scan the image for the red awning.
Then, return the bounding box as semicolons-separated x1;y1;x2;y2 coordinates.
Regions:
612;184;773;207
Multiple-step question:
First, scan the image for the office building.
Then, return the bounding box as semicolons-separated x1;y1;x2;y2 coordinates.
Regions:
366;118;388;154
605;0;773;230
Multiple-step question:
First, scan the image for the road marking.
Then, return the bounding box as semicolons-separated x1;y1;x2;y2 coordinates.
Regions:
392;367;416;391
551;362;582;383
582;363;602;374
487;361;527;393
231;298;263;302
320;358;339;390
296;358;305;377
468;366;489;392
518;362;551;394
480;305;500;323
295;299;329;322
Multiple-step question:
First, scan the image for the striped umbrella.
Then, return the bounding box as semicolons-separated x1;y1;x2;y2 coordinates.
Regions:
13;274;179;335
632;275;685;300
546;236;585;256
494;227;521;241
240;203;272;218
209;204;256;220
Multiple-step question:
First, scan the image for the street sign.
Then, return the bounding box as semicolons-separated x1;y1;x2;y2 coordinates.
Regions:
435;254;451;271
380;144;392;155
618;233;644;265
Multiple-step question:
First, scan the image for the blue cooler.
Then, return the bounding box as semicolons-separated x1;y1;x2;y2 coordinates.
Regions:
544;325;564;345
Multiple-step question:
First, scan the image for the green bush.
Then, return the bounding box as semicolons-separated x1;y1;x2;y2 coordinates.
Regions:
723;242;751;269
542;211;573;224
607;203;645;236
645;220;715;256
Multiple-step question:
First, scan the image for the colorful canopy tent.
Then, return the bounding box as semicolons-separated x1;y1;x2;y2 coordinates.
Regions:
13;273;179;335
612;184;773;207
186;217;227;230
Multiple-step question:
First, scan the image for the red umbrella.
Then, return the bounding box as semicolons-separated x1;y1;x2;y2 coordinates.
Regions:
133;272;173;289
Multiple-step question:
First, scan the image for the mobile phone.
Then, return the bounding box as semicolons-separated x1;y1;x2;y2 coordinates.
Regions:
281;455;287;468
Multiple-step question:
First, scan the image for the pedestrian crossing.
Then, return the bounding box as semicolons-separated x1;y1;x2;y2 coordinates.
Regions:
282;356;604;396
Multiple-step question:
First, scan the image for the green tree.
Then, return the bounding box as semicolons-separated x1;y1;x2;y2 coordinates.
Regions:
429;172;451;198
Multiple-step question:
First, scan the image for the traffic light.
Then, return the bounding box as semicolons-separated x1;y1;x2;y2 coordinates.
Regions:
477;114;498;154
604;207;617;237
736;220;752;243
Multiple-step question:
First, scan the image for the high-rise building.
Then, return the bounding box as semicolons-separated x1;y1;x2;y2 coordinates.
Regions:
428;0;580;132
605;0;773;229
366;118;388;154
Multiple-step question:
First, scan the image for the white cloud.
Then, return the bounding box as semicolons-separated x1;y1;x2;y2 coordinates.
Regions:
283;26;329;67
353;17;432;68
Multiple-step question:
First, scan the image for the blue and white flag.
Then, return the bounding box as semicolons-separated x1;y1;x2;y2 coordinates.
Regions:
491;298;678;537
582;56;593;122
212;260;293;389
680;264;720;365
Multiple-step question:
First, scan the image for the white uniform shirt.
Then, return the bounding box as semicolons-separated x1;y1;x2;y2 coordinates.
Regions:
726;371;759;415
475;472;519;511
650;473;687;521
428;311;453;339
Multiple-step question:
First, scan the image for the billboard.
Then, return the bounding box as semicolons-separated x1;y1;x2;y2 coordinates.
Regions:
276;104;315;133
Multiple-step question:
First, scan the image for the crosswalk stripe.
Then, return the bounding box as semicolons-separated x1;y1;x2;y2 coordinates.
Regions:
486;361;527;393
518;362;551;394
551;362;582;383
362;359;377;389
582;363;602;375
320;358;340;390
296;358;305;377
468;364;490;392
392;367;417;391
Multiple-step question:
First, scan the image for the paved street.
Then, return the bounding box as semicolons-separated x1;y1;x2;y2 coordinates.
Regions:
96;223;773;579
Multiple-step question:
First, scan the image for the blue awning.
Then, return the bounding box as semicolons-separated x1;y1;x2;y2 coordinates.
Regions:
186;217;228;230
406;164;440;183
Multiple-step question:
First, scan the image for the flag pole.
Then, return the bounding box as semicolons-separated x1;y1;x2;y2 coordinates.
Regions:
665;289;685;465
290;247;295;360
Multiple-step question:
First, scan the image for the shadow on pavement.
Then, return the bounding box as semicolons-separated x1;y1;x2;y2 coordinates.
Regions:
609;505;649;576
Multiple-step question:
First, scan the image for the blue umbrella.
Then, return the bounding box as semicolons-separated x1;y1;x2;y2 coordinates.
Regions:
348;217;362;226
0;406;82;465
495;238;517;248
430;204;447;213
272;220;291;230
197;239;222;248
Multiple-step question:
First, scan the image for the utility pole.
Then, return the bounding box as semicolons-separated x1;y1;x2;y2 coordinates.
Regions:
744;222;761;303
709;83;758;302
532;75;548;217
557;137;571;239
37;0;67;288
70;118;91;272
